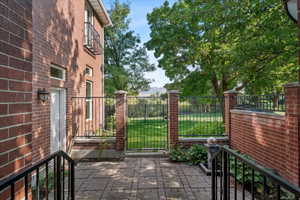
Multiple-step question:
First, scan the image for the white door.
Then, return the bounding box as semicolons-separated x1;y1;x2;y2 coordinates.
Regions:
50;89;66;153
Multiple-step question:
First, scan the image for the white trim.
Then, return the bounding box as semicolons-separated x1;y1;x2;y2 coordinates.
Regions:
50;64;66;81
88;0;113;27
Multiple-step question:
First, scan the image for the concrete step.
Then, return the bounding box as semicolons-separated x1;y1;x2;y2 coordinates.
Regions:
71;149;125;162
125;151;169;158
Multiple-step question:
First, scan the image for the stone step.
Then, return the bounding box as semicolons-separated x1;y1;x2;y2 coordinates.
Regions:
125;151;169;158
71;149;125;162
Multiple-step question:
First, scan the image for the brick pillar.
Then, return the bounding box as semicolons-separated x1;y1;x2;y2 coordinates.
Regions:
168;90;179;148
224;90;238;144
284;83;300;186
115;91;127;151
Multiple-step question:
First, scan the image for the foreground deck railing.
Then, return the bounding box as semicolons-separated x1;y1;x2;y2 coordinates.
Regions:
0;151;75;200
211;146;300;200
235;94;285;113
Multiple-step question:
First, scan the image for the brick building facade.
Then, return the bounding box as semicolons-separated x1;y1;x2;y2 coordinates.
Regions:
0;0;111;187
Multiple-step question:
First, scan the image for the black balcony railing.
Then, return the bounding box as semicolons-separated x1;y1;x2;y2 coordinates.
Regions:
211;146;300;200
235;94;285;113
72;97;116;137
84;22;103;55
0;151;75;200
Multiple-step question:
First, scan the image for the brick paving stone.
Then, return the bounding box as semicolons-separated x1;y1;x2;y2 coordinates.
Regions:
136;189;160;200
80;178;110;191
138;176;158;189
164;188;190;200
101;189;134;200
163;177;183;188
76;191;103;200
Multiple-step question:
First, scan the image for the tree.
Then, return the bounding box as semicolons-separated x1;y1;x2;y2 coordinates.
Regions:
146;0;298;98
104;0;155;95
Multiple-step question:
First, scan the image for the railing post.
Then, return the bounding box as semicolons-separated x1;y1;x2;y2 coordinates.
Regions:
211;156;216;200
70;161;75;200
115;91;127;151
168;90;180;148
56;155;61;200
223;151;228;200
224;90;238;145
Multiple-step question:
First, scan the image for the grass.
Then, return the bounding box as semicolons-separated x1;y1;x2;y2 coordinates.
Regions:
126;113;224;150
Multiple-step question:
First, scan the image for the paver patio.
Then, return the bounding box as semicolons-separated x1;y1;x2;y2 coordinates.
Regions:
75;157;250;200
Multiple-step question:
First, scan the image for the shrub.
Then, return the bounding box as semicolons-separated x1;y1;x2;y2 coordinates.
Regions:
169;146;189;162
169;144;208;165
187;144;207;165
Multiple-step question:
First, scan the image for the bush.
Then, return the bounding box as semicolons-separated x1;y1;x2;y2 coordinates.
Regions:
169;144;207;165
188;144;208;165
169;146;189;162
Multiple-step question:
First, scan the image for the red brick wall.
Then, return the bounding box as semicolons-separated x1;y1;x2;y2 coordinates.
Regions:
0;0;33;198
0;0;33;180
32;0;105;163
228;84;300;186
230;110;288;178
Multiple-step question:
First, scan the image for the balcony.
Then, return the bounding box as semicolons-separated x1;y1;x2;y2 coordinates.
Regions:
84;22;103;55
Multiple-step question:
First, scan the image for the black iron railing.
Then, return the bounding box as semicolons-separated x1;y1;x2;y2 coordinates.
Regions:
0;151;75;200
72;97;116;137
179;96;225;137
84;22;103;55
211;146;300;200
235;94;285;113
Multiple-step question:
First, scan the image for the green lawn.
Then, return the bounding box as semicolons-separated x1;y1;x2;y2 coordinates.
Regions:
126;113;224;150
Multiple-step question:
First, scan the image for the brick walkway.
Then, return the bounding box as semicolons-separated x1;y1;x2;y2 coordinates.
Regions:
75;157;250;200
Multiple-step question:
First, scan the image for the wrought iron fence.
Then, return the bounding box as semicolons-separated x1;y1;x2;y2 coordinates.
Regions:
72;97;116;137
211;146;300;200
235;94;285;113
127;96;168;150
0;151;75;200
179;96;225;137
84;22;103;55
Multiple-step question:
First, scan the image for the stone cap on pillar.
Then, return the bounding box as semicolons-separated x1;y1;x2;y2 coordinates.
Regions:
115;90;128;95
224;89;239;95
168;90;180;94
284;82;300;88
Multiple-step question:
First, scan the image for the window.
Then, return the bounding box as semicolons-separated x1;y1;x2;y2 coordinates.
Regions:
50;65;65;80
85;66;93;76
86;81;93;120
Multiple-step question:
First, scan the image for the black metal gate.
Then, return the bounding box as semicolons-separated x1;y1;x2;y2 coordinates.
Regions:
126;97;168;151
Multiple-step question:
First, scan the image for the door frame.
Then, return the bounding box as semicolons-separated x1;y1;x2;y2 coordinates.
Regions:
50;88;67;153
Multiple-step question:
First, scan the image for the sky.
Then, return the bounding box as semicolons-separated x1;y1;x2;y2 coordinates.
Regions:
103;0;176;88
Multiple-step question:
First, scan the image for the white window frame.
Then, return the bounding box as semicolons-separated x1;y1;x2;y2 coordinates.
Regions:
86;81;93;120
50;64;66;81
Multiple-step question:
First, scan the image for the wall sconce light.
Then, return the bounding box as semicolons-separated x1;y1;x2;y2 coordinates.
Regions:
38;88;50;102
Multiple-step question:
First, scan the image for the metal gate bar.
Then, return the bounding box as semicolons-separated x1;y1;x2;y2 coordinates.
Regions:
126;96;168;151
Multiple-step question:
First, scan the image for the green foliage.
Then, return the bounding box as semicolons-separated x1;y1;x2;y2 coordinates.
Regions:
169;145;207;165
147;0;298;97
169;146;190;162
188;144;208;165
104;0;155;95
